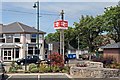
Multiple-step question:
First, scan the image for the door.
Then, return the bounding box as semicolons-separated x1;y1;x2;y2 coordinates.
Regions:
3;49;12;61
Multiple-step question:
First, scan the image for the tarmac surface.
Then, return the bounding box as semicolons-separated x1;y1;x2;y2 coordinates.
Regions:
2;73;119;80
2;73;72;80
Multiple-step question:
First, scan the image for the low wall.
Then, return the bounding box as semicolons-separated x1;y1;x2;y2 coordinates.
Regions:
70;67;120;78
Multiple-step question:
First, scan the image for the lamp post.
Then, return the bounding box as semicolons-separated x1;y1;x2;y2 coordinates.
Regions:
33;1;40;54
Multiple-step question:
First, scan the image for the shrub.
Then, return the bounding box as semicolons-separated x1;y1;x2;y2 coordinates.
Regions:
29;63;37;71
52;66;60;72
9;67;17;73
15;65;22;70
30;68;39;73
61;66;70;73
39;65;46;73
44;66;51;72
48;52;64;67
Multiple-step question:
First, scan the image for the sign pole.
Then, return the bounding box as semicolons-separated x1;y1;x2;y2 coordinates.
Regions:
60;10;64;61
54;10;68;63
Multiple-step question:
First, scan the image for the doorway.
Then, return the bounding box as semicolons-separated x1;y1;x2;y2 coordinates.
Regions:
3;49;13;61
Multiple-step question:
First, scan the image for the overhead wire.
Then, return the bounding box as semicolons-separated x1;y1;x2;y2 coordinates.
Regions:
1;9;59;16
1;9;61;32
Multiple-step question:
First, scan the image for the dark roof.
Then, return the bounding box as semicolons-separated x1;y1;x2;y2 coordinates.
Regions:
2;22;46;34
100;42;120;49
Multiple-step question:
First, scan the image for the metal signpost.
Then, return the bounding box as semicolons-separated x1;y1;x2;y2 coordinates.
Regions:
54;10;68;62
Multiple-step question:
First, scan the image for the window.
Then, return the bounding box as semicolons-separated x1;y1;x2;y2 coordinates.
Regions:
28;47;33;55
0;38;5;43
15;48;19;58
6;34;13;43
31;39;36;42
45;55;47;58
35;47;39;54
14;34;20;43
31;34;36;43
15;38;20;43
32;34;36;38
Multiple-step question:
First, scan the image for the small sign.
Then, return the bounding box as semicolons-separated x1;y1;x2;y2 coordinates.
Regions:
48;43;53;51
54;20;68;30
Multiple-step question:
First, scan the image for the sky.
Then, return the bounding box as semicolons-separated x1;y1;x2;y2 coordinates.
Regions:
1;0;119;35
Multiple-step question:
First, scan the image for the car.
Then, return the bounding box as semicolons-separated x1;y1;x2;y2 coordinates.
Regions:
16;55;40;65
0;62;5;80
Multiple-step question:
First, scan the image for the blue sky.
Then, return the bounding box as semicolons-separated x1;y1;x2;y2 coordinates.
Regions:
1;0;119;35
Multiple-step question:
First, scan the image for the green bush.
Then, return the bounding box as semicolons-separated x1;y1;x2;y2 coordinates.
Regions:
9;67;17;73
39;65;46;73
29;64;37;71
52;66;60;72
15;65;22;70
30;68;39;73
60;66;70;73
45;66;52;72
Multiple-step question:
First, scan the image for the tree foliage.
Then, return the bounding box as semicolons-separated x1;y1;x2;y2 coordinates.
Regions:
74;15;105;52
103;5;120;42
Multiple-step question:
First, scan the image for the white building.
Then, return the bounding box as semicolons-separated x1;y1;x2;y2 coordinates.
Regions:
0;22;46;62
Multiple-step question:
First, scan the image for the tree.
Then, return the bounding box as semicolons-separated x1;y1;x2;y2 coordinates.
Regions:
64;27;77;49
74;15;105;52
45;31;60;43
103;4;120;42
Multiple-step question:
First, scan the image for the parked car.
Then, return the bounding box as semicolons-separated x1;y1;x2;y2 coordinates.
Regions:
16;55;40;65
0;62;5;80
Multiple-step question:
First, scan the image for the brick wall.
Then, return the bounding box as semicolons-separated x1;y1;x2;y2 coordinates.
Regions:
103;48;120;63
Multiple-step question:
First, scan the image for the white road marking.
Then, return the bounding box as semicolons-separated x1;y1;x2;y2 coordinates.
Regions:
6;75;12;80
38;74;39;80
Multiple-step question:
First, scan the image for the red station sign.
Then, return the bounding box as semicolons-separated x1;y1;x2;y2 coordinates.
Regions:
54;20;68;30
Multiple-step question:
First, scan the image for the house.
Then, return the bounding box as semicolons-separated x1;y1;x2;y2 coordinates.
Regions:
45;42;60;59
0;22;46;62
101;42;120;63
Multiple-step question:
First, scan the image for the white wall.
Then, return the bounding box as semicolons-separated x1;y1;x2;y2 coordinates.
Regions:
26;34;31;43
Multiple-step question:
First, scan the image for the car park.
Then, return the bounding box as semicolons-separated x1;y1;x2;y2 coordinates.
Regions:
16;55;40;65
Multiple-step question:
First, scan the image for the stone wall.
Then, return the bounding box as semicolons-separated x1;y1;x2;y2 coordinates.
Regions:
70;67;120;78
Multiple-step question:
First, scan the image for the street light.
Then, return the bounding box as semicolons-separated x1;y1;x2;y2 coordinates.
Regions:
33;1;40;54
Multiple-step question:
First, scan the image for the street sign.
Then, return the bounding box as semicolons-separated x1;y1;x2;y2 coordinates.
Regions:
54;20;68;30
